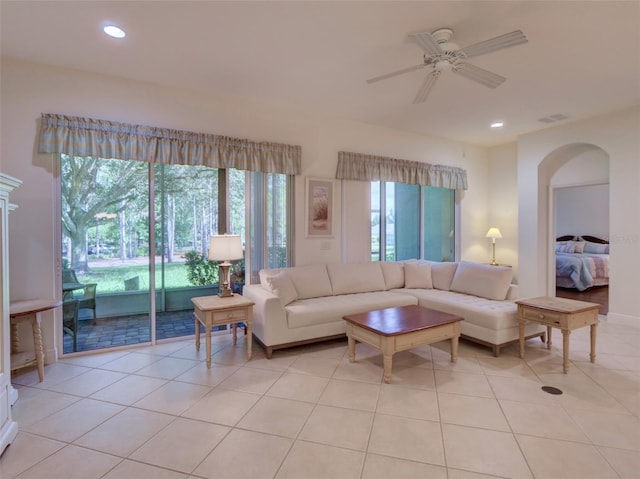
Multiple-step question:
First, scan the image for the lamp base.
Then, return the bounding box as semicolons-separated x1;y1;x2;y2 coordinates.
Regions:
218;289;233;298
218;263;234;298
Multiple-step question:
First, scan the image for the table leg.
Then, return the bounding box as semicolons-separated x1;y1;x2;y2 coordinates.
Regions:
33;315;45;382
195;315;201;352
246;320;253;360
10;322;20;354
233;323;238;345
205;325;212;369
450;335;459;363
518;318;525;359
547;326;552;349
347;334;355;363
562;329;571;373
381;337;393;384
590;323;597;363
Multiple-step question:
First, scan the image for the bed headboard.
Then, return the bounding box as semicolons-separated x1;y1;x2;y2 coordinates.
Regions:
580;235;609;244
556;235;609;244
556;235;575;242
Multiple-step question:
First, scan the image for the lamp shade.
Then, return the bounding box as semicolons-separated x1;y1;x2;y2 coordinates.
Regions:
208;234;243;262
485;228;503;240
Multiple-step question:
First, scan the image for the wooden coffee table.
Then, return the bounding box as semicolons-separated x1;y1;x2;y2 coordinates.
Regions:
343;305;463;383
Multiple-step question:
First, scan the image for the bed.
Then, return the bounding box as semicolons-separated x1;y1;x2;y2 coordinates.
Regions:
555;235;609;291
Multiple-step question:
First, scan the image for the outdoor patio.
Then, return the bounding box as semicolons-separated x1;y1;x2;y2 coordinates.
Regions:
62;309;218;354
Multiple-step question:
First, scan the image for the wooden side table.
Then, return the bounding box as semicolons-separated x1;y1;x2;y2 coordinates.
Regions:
10;299;62;381
516;296;599;373
191;294;255;368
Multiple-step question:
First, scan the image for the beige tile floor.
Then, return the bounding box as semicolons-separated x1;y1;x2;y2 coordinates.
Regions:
2;317;639;479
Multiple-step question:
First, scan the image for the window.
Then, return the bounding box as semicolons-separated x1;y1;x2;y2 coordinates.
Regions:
371;181;455;262
60;154;293;354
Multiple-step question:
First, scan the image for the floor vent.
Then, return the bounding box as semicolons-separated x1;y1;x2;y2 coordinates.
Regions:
541;386;563;395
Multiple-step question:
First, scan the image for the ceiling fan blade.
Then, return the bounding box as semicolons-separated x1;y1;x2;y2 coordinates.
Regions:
413;72;439;104
454;63;506;88
366;64;425;84
409;31;443;56
460;30;528;58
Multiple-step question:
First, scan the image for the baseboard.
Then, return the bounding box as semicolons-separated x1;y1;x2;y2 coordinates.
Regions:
606;312;640;327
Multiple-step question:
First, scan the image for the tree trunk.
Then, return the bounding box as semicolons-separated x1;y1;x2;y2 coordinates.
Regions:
119;204;126;261
166;194;175;263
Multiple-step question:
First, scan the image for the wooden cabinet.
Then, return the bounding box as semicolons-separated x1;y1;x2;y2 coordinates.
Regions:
1;173;21;456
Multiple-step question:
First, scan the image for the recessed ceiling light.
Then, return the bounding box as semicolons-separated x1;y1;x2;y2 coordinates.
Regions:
490;122;504;128
103;25;126;39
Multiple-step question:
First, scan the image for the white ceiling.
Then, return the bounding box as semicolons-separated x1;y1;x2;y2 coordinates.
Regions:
2;1;639;147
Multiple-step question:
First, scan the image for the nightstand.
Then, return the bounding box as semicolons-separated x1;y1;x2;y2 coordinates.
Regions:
516;296;599;373
191;294;255;368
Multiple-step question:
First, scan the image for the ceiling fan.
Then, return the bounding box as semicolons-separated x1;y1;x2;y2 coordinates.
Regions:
367;28;528;103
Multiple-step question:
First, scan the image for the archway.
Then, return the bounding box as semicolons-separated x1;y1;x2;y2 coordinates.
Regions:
538;143;610;313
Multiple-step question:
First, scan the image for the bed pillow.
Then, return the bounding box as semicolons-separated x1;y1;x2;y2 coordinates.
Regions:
555;242;576;253
583;241;609;254
264;271;298;305
404;263;433;289
450;261;513;300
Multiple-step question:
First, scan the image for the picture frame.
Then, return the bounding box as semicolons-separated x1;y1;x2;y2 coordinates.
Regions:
305;177;334;237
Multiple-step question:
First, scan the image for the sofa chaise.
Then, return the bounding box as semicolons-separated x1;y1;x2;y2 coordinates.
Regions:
242;260;545;358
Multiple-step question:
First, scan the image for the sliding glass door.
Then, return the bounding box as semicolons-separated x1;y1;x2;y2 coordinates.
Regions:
61;155;151;353
60;156;292;354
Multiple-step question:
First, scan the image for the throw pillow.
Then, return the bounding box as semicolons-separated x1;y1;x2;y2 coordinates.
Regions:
259;268;282;291
450;261;513;300
380;261;405;289
404;263;433;289
423;261;458;290
265;272;298;306
570;241;586;253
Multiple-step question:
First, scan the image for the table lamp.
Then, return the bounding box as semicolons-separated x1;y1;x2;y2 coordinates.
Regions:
485;227;502;265
208;234;244;297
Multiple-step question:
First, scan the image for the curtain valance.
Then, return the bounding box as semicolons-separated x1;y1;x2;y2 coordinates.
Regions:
336;151;468;190
38;113;302;175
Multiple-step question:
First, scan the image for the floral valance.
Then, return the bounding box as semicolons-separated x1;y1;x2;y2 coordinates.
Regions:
38;114;302;175
336;151;468;190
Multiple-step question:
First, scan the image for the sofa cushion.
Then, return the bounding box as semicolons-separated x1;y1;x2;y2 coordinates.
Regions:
404;263;433;289
327;262;386;295
392;288;517;331
286;264;333;299
380;261;404;290
450;261;513;300
285;291;417;329
423;261;458;291
264;271;298;306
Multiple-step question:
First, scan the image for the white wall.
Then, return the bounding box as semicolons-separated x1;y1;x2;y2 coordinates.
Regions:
487;142;519;279
555;184;609;239
0;58;491;360
517;106;640;324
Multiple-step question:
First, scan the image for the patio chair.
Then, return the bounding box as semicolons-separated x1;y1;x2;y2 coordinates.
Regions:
62;299;80;352
62;268;80;284
77;283;97;320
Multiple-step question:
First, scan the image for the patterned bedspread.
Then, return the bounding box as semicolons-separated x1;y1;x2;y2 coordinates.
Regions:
556;252;609;291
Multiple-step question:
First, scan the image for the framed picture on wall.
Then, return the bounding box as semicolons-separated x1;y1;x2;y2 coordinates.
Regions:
306;177;334;237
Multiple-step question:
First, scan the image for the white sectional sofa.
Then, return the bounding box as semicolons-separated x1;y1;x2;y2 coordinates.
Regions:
242;260;545;358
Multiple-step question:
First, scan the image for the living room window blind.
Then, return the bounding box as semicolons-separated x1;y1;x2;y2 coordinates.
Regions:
38;113;302;175
336;151;467;190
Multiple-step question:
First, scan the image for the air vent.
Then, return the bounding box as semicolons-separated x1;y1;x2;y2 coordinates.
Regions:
537;113;569;124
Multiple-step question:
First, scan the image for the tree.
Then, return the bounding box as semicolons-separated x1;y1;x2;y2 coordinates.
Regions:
61;155;147;272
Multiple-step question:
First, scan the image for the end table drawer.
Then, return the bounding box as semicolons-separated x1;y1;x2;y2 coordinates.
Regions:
520;306;564;326
213;308;247;322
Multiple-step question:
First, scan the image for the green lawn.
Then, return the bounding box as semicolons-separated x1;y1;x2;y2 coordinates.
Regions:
75;262;194;293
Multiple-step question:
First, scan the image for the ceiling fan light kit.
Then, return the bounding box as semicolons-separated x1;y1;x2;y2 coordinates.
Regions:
368;27;528;103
